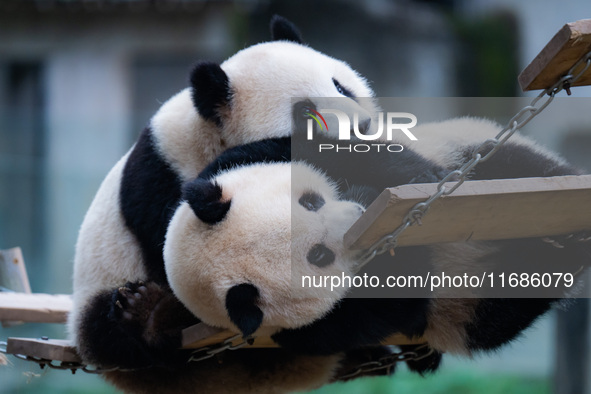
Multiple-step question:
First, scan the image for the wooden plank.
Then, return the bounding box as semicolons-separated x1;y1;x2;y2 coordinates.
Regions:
181;322;424;349
345;175;591;250
0;247;31;293
4;329;423;365
182;324;295;348
519;19;591;91
7;337;80;363
0;292;72;324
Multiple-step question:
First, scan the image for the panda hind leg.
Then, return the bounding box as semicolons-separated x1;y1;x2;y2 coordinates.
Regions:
77;281;198;369
117;282;199;348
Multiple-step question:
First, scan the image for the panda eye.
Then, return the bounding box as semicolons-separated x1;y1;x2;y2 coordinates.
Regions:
333;78;354;98
307;244;336;267
299;192;325;212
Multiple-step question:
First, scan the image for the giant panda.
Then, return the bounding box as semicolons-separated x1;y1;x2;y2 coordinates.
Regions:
98;161;396;394
175;111;590;372
69;15;380;371
165;161;365;335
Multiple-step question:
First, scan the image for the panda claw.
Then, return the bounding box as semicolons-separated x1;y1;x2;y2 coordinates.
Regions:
115;300;123;309
118;286;131;295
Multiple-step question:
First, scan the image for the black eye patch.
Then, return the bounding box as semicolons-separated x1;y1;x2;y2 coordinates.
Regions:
333;78;354;98
299;192;325;212
307;244;336;267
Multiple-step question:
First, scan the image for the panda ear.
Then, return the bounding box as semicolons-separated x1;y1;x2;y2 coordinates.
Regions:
190;61;231;127
270;15;303;44
225;283;263;338
182;178;231;225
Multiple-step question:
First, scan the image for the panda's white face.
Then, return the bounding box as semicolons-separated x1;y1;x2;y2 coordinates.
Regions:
163;162;363;337
219;41;378;146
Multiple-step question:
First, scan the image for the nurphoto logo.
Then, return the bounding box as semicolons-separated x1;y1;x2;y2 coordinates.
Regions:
305;109;418;153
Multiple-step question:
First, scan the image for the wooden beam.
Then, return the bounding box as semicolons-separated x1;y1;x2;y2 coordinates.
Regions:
345;175;591;250
519;19;591;91
6;337;80;363
5;327;423;365
0;247;31;293
0;292;71;324
180;322;423;349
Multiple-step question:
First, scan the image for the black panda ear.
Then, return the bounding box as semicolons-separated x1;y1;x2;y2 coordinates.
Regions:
182;178;231;225
270;15;303;44
226;283;264;338
190;61;231;127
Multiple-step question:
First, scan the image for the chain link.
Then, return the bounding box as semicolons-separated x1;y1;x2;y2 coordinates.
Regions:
357;50;591;269
186;334;251;363
7;352;122;375
338;344;435;380
1;334;253;374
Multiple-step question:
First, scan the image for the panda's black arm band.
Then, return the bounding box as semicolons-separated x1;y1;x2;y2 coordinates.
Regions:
198;137;291;180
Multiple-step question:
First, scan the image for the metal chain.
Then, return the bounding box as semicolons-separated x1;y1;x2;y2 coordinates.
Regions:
338;344;436;380
357;50;591;269
0;335;252;374
186;334;251;363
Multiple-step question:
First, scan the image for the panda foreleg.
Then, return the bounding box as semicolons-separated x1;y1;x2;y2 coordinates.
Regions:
77;281;198;369
463;142;580;180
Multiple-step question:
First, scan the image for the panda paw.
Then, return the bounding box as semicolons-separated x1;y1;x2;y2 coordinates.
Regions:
112;281;169;342
112;281;200;349
114;282;158;320
408;167;456;185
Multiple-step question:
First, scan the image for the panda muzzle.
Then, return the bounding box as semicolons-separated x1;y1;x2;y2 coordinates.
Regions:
225;283;264;338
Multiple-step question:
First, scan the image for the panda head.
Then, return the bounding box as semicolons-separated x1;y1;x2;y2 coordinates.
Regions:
189;15;378;148
163;162;364;338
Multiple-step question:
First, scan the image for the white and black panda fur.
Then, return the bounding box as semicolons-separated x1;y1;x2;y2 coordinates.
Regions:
164;161;365;336
69;15;380;371
98;161;396;394
186;113;590;373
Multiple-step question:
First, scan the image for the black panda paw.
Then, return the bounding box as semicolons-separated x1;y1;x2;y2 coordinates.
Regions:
408;167;455;184
111;281;169;341
113;281;200;349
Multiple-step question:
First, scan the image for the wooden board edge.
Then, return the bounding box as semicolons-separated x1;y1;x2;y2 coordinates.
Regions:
181;322;425;349
6;337;81;363
519;19;591;91
345;175;591;250
0;292;72;324
343;189;413;249
518;22;572;91
0;247;32;293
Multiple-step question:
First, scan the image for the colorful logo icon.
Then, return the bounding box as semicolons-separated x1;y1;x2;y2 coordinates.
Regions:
305;108;328;131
